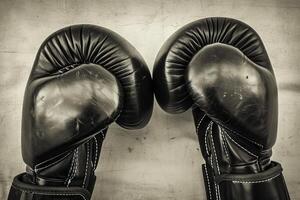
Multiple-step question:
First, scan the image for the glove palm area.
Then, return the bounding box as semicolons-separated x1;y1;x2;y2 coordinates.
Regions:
8;25;153;200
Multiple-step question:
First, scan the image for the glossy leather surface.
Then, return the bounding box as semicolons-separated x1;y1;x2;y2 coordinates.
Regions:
153;17;272;114
153;17;290;200
8;173;92;200
8;24;153;200
218;174;290;200
30;24;153;130
203;162;290;200
188;43;277;150
24;63;122;166
22;24;153;170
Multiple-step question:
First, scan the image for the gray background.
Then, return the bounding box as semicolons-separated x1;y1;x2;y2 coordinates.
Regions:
0;0;299;199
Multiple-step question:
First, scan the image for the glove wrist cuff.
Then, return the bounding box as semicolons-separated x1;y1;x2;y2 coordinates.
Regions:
8;173;93;200
202;161;290;200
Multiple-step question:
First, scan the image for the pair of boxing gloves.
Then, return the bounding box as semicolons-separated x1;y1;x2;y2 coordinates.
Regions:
8;17;290;200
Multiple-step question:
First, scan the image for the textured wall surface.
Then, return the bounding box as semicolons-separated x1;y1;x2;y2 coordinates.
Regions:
0;0;300;199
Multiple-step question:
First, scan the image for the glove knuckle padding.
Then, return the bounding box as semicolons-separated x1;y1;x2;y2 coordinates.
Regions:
154;17;290;200
23;24;153;167
153;17;277;149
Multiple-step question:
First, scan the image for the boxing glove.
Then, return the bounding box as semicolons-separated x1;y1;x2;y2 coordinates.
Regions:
8;24;153;200
153;17;290;200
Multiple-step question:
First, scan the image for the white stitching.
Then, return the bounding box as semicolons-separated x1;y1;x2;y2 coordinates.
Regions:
204;121;221;200
67;148;78;187
218;185;222;200
34;152;72;171
93;136;99;171
219;124;264;149
83;141;90;188
101;130;105;140
232;174;280;184
222;128;258;158
204;165;213;200
205;121;211;155
209;122;221;200
13;187;87;200
196;114;207;134
34;127;108;171
195;113;222;200
65;151;76;185
210;123;220;175
218;126;230;161
215;183;220;200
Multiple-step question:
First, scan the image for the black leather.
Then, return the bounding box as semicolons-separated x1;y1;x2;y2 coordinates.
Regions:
153;17;272;114
8;173;92;200
153;17;290;200
8;24;153;200
203;162;290;200
189;43;277;151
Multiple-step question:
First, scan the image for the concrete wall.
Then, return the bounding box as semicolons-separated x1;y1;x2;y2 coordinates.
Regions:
0;0;299;199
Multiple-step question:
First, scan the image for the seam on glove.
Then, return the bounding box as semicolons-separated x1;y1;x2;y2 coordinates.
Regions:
34;152;72;171
206;123;216;198
68;148;78;187
222;125;264;149
101;131;105;139
93;136;99;171
11;185;87;200
232;173;281;184
34;127;108;173
83;141;90;188
210;122;221;175
209;122;221;200
65;150;76;185
196;114;206;134
204;119;211;156
204;164;213;200
222;128;258;158
218;126;230;161
215;162;282;184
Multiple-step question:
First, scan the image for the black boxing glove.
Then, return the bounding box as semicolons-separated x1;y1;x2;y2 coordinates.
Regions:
153;17;290;200
8;25;153;200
